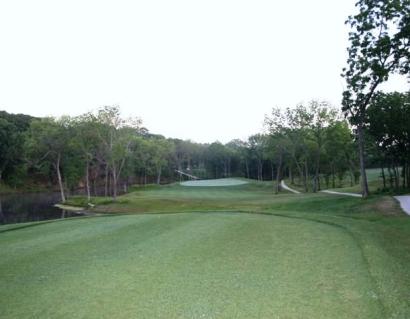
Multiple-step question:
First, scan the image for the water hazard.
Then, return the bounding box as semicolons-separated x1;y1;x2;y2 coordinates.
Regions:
0;192;86;225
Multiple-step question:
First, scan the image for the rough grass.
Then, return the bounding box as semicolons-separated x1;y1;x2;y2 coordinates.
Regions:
1;179;410;318
327;168;409;195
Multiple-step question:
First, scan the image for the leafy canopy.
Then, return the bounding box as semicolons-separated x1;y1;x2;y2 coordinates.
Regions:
342;0;410;123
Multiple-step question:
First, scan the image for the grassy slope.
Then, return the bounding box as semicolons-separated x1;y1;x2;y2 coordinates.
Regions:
325;168;409;194
1;180;410;318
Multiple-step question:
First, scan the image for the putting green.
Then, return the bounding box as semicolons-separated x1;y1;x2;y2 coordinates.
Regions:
181;178;248;187
0;213;381;318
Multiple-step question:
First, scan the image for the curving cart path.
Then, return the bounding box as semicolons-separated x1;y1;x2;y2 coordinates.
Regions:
320;190;362;198
280;180;301;194
394;196;410;216
281;181;410;216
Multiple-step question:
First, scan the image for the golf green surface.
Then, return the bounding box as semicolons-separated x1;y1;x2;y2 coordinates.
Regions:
1;179;410;318
180;178;248;187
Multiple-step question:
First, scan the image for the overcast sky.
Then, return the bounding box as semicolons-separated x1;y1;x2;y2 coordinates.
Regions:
0;0;408;143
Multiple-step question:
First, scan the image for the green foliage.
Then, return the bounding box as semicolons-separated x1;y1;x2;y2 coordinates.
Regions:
3;100;406;197
265;102;354;192
366;91;410;190
0;118;19;177
0;111;34;185
341;0;410;196
367;91;410;155
342;0;410;123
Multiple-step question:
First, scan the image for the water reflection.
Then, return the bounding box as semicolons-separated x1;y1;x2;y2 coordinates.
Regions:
0;192;86;225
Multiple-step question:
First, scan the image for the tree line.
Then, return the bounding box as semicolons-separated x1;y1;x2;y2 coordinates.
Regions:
341;0;409;196
1;92;409;203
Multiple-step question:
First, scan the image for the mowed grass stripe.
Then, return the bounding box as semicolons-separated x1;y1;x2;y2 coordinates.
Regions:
0;213;382;318
95;184;300;214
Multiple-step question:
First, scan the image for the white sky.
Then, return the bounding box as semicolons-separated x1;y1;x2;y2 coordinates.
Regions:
0;0;408;143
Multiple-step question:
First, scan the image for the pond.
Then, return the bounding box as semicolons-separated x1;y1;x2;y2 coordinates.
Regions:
0;192;87;225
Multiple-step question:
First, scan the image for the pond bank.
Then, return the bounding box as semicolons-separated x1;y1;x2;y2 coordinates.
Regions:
0;192;88;225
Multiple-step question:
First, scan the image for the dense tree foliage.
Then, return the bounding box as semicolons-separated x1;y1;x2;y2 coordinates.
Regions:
265;101;356;192
366;91;410;190
0;93;409;200
0;112;34;186
342;0;410;196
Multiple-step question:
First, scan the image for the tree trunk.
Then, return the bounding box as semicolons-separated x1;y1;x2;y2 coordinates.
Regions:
292;154;306;192
304;159;309;193
275;152;283;194
258;160;263;181
93;178;97;196
228;158;231;177
85;160;91;202
257;162;260;180
394;164;399;191
157;167;162;185
112;166;117;201
245;160;250;179
402;163;406;189
313;149;321;193
289;166;294;184
407;161;410;188
55;153;66;203
271;161;274;181
388;165;394;189
108;172;111;196
357;125;369;197
104;164;109;197
381;165;386;189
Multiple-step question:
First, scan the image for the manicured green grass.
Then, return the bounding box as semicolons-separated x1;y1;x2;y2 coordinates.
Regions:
180;178;249;187
1;179;410;318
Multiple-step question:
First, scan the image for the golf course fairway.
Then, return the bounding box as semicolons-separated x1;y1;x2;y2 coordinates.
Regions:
1;180;410;318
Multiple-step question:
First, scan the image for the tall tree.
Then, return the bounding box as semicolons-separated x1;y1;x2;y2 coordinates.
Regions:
95;106;141;200
342;0;410;197
367;91;410;189
149;138;175;184
266;106;310;191
25;118;72;202
0;118;18;183
303;101;339;192
248;134;267;181
93;106;141;200
72;114;100;202
0;111;33;186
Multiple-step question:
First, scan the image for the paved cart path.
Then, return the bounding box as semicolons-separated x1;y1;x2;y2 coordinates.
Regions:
280;180;301;194
394;196;410;216
320;190;362;198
